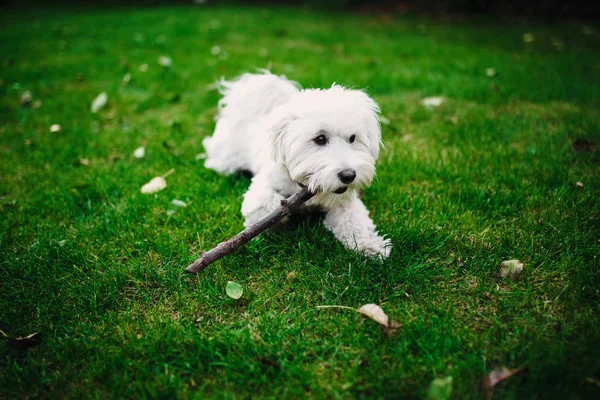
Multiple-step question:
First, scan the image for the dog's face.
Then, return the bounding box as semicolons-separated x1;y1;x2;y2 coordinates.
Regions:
269;85;382;198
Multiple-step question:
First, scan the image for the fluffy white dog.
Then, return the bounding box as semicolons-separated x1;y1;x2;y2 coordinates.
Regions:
202;72;392;258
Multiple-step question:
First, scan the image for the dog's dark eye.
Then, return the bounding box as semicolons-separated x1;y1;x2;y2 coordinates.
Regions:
349;134;356;143
314;135;327;146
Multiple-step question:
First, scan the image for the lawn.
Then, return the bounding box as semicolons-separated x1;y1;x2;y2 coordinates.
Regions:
1;3;599;399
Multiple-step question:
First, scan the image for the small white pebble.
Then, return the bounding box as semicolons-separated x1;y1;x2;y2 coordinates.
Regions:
133;146;145;159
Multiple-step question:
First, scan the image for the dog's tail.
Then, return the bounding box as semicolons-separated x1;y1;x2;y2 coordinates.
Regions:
216;71;301;121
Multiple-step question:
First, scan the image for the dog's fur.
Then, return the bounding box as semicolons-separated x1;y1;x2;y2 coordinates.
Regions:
203;72;391;258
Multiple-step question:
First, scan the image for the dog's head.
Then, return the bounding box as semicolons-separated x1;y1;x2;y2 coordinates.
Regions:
269;85;382;199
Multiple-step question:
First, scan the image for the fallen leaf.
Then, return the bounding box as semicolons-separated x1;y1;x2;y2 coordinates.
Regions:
572;138;596;153
421;96;444;108
91;92;107;113
50;124;61;133
20;91;32;107
551;37;565;50
358;304;389;328
585;377;600;387
482;366;525;399
427;376;453;400
171;199;187;207
576;181;584;188
208;19;221;29
226;281;243;299
159;56;172;67
523;33;535;43
1;330;42;349
582;26;595;36
141;176;167;194
317;303;397;331
133;146;145;158
498;259;524;278
385;319;402;336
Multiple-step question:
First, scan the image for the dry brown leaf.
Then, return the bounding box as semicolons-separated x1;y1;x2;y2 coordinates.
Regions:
317;303;396;330
20;91;32;107
358;304;389;328
498;259;523;278
573;138;596;153
482;367;525;399
1;330;42;349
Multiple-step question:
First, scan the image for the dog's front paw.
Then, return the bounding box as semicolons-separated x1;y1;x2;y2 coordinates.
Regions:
359;236;392;259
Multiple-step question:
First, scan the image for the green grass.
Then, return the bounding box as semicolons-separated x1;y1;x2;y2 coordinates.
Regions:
1;4;600;399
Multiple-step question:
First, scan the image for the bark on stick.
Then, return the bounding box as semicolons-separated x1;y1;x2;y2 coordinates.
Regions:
185;187;314;274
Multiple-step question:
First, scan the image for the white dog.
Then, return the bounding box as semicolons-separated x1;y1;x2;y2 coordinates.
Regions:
202;72;391;258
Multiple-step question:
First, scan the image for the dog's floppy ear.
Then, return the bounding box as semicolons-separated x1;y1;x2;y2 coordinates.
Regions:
268;106;297;163
348;89;382;160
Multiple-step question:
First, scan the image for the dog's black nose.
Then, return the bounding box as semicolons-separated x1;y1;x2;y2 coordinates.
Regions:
338;169;356;184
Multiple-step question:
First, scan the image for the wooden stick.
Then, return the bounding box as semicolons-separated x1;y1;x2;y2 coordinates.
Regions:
185;187;314;274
